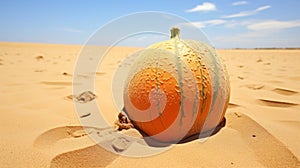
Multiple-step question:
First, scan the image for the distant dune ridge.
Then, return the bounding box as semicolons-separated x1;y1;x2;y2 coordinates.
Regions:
0;42;299;167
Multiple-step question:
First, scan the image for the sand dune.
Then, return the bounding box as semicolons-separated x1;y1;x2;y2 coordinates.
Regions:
45;113;299;168
0;42;300;167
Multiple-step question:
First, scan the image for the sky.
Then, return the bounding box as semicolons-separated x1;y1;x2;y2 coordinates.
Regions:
1;0;300;48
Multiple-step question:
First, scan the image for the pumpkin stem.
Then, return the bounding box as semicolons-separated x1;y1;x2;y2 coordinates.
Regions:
170;27;180;39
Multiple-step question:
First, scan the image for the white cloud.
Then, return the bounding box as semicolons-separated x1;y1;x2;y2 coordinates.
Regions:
213;29;279;48
186;2;217;12
180;19;226;28
248;20;300;30
232;1;248;6
224;20;254;28
222;5;271;18
213;28;300;48
221;19;300;31
235;31;271;38
256;5;271;12
60;27;82;33
212;19;300;48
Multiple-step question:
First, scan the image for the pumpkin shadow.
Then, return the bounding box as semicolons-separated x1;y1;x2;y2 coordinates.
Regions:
178;117;226;144
135;118;226;147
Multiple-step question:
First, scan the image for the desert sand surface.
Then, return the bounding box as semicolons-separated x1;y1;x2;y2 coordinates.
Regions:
0;42;300;167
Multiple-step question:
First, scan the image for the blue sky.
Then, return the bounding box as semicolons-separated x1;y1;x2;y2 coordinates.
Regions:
1;0;300;48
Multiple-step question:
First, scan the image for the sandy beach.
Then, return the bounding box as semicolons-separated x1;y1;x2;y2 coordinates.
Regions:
0;42;299;167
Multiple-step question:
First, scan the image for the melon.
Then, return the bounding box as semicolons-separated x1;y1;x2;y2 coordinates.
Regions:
123;27;230;142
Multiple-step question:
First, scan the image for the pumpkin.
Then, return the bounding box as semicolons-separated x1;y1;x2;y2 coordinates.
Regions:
123;27;230;143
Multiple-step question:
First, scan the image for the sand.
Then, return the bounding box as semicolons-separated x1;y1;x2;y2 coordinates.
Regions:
0;42;299;167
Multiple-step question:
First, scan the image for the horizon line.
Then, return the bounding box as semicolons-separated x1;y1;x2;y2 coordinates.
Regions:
1;41;300;50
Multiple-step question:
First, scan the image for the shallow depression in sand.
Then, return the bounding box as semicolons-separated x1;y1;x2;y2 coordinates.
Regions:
40;81;75;86
257;99;299;108
228;102;240;108
273;88;299;96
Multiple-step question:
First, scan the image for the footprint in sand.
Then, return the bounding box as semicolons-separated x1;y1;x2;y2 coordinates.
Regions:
50;144;119;168
34;126;118;167
257;98;298;108
35;55;44;61
34;126;92;148
237;76;244;80
227;112;300;167
256;58;263;63
34;126;124;167
65;91;96;103
111;137;132;152
245;84;264;90
273;88;299;96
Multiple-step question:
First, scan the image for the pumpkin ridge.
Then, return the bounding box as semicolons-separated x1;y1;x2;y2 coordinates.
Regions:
181;40;209;116
204;45;221;116
178;39;213;137
173;37;186;127
154;57;166;131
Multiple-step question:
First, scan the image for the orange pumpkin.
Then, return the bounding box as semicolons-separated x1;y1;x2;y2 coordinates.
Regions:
123;28;230;142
